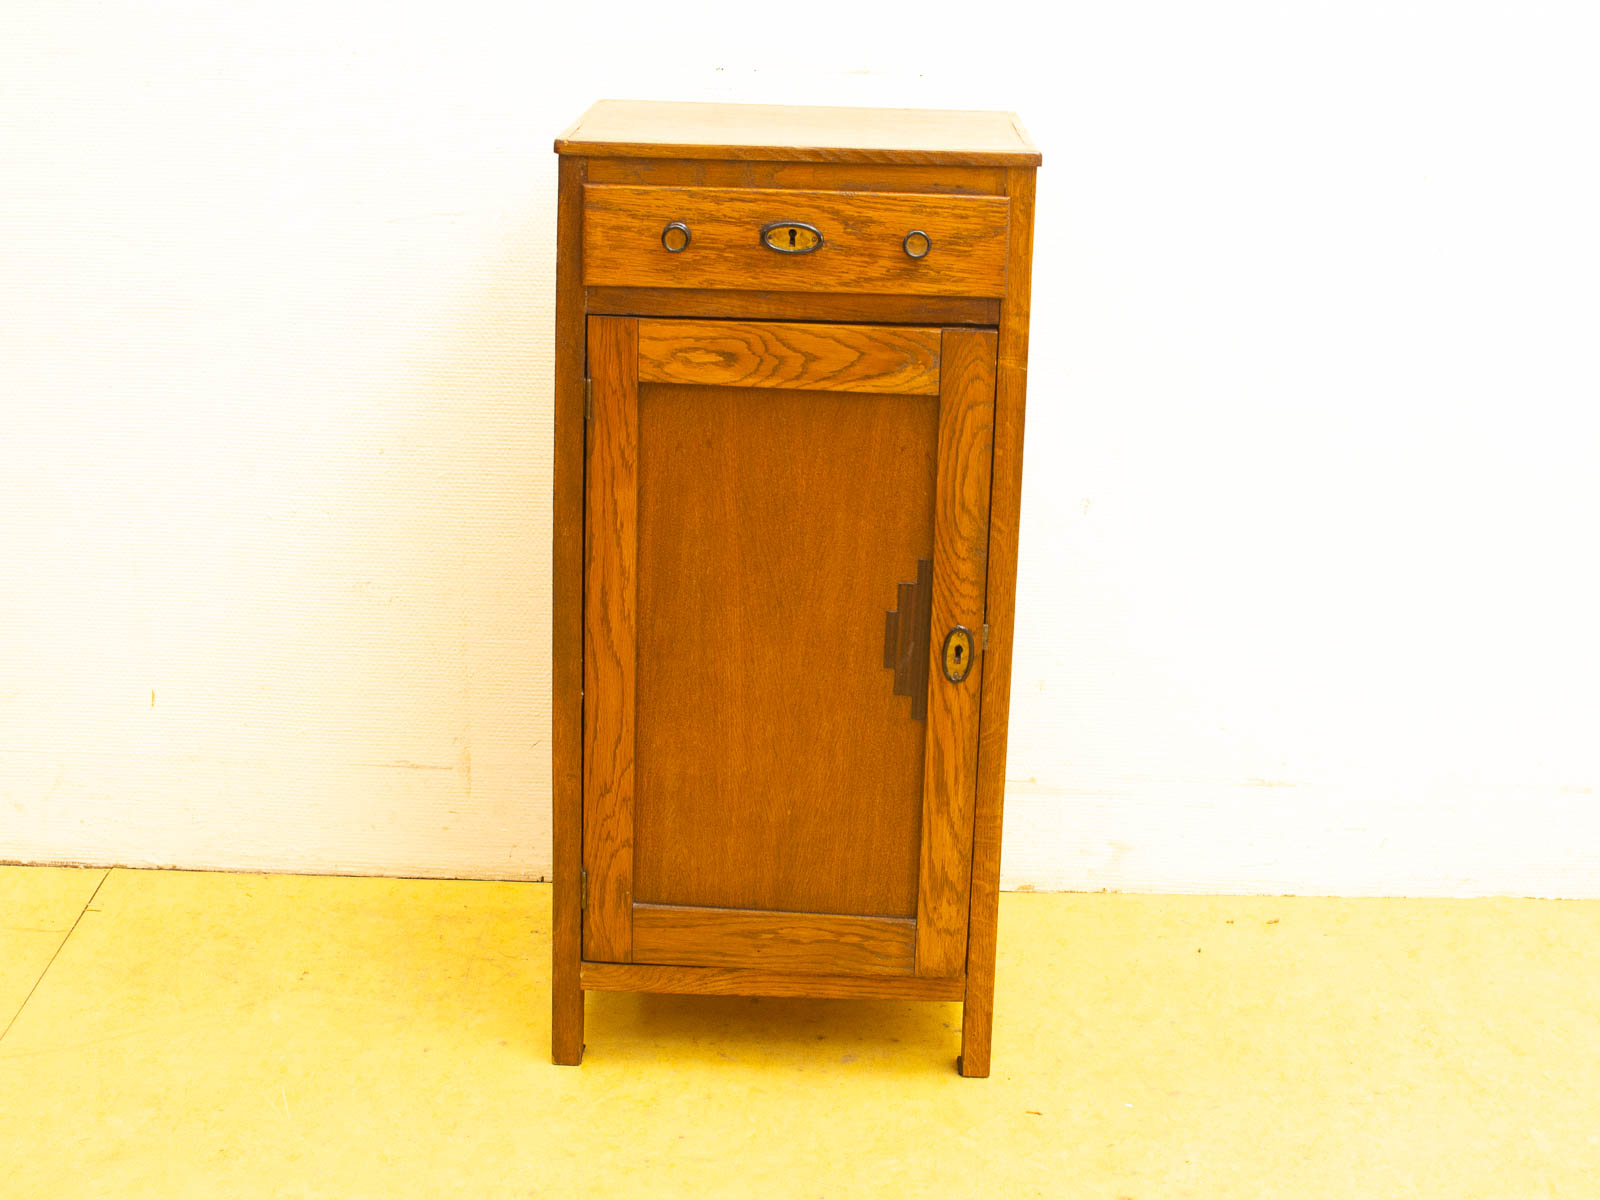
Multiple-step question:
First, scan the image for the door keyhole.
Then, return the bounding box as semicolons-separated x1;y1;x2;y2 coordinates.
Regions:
788;226;797;247
941;626;975;684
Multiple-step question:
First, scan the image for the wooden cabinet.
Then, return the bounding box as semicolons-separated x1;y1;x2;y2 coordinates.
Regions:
551;102;1038;1075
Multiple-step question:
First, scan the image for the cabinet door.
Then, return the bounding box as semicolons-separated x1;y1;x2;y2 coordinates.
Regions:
583;317;995;978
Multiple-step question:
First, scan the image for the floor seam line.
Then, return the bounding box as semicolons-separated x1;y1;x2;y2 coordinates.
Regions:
0;868;111;1045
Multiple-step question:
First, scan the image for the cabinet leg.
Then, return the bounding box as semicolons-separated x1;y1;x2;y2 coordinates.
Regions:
552;962;584;1066
959;982;993;1077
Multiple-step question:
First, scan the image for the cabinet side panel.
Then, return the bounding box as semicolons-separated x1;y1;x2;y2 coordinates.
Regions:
915;328;997;977
961;167;1036;1076
582;315;639;962
552;156;586;1064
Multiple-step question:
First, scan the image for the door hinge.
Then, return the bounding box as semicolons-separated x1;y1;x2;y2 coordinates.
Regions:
579;868;588;913
982;623;990;651
584;378;593;422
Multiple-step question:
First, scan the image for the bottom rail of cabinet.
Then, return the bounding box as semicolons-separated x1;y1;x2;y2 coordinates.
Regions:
579;960;965;1001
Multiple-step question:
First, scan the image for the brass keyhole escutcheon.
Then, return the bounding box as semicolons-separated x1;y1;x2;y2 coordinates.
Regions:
661;221;691;252
760;221;822;254
942;626;974;684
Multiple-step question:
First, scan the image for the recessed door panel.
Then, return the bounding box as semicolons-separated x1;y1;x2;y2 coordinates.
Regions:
634;380;938;918
583;317;995;976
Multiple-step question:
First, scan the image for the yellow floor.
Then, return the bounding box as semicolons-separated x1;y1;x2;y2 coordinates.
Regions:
2;869;1597;1197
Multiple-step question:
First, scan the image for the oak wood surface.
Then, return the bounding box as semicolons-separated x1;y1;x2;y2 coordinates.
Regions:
586;157;1006;195
960;168;1037;1077
637;320;941;395
583;185;1009;297
632;376;938;918
556;100;1041;167
580;962;966;1001
632;903;916;976
551;156;586;1066
587;287;1000;327
581;315;638;963
915;329;997;977
555;106;1036;1072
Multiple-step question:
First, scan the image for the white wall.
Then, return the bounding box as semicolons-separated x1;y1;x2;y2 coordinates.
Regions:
3;1;1597;894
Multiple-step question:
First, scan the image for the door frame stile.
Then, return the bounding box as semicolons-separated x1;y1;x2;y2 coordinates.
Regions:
581;314;640;963
914;326;998;977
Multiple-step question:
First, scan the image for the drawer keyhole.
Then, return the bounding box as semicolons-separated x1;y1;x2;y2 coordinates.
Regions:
759;221;823;254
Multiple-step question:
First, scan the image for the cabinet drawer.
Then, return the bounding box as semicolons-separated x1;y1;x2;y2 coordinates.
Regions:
582;184;1009;297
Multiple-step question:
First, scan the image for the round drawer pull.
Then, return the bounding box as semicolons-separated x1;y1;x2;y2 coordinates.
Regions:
661;221;691;253
903;230;932;259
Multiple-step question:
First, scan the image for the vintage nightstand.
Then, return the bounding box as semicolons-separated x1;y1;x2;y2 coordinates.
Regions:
550;100;1038;1075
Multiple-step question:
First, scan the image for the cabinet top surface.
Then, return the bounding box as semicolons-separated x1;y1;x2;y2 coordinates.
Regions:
555;100;1041;167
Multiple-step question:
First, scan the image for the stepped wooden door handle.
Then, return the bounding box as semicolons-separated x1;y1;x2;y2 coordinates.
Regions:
883;558;934;721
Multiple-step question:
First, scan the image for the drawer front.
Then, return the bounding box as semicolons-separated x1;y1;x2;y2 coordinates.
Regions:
582;184;1009;297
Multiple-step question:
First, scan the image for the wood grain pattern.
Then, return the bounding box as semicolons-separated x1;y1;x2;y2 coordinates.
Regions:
588;287;1000;327
581;961;966;1001
637;320;940;395
632;379;937;918
551;155;586;1066
581;315;638;964
632;904;916;976
916;328;998;978
554;107;1036;1071
586;157;1006;195
960;169;1037;1076
556;100;1041;167
583;185;1009;297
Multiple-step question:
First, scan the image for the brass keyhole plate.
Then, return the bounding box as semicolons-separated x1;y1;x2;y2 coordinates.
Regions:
760;221;823;254
941;626;974;684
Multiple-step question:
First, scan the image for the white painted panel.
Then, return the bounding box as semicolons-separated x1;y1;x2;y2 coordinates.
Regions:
2;1;1597;894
